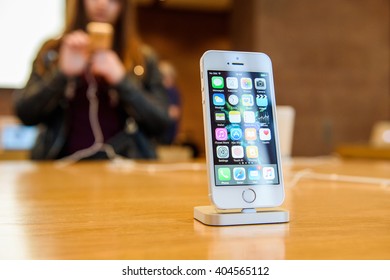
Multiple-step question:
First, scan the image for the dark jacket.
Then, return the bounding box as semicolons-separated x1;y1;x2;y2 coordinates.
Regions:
13;43;170;160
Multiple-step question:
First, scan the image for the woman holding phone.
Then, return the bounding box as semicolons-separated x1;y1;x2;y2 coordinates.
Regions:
14;0;170;161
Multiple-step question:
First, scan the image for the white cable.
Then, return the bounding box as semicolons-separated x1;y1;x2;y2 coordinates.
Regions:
86;72;103;144
55;71;121;167
286;169;390;189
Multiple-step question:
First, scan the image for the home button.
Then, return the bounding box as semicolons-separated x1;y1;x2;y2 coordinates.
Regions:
242;189;256;203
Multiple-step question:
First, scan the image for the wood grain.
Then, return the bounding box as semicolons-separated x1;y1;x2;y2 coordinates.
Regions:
0;158;389;259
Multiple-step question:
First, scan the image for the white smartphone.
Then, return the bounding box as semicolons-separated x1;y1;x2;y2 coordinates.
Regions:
200;50;285;210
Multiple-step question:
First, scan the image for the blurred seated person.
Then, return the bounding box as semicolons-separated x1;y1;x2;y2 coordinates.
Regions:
158;60;182;144
13;0;170;160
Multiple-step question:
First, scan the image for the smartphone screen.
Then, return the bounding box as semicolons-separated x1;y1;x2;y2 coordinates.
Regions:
207;70;280;187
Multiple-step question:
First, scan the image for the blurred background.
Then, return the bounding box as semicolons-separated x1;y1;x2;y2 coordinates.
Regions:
0;0;389;158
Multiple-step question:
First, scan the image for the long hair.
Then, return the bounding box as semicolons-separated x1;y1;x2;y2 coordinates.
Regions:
37;0;144;75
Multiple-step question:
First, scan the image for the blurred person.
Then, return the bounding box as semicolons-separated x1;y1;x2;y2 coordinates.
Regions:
13;0;170;161
158;60;182;144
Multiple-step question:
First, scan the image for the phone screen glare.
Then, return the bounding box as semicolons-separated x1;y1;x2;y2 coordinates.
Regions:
208;70;279;186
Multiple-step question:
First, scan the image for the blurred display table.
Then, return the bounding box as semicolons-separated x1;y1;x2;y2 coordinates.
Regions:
0;157;389;259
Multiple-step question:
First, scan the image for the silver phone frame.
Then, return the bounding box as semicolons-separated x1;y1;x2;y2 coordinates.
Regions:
200;50;285;209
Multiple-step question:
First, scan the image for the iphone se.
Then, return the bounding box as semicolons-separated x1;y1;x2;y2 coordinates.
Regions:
200;50;284;209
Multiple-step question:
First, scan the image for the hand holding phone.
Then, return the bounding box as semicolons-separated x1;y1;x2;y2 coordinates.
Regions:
86;22;125;84
59;30;90;77
200;50;285;209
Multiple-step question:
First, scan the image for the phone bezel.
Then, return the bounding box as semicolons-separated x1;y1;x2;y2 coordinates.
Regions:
200;50;285;209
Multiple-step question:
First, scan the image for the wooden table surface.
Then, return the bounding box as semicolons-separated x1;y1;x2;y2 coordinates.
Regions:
0;157;389;260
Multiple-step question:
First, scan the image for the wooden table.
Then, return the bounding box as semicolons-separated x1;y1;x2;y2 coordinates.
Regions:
0;158;389;259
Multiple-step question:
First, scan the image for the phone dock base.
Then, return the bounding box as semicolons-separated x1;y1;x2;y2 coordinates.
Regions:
194;206;289;226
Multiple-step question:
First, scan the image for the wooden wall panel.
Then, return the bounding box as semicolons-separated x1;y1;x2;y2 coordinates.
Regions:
234;0;390;156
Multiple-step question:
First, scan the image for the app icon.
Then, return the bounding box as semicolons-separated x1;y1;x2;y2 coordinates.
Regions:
216;145;229;158
230;127;242;141
245;128;257;141
263;166;275;180
229;111;241;123
259;112;270;125
241;94;254;106
244;111;256;123
246;146;258;158
256;94;268;107
248;167;261;180
228;94;239;106
218;167;231;181
240;78;252;90
233;167;246;180
215;128;228;141
226;77;238;89
215;112;225;121
212;76;224;89
254;78;266;90
231;146;244;158
259;128;271;141
213;93;225;106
